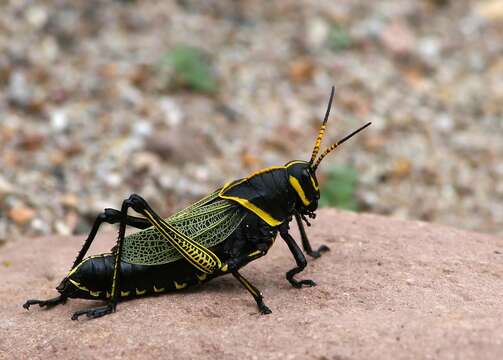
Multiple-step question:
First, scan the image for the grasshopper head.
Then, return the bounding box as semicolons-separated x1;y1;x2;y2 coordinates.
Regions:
286;160;320;214
287;86;371;216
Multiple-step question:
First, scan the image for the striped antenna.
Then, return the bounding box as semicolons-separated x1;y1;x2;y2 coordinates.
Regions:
309;86;335;165
312;122;372;171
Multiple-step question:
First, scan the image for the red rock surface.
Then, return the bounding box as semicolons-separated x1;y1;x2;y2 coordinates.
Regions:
1;209;502;359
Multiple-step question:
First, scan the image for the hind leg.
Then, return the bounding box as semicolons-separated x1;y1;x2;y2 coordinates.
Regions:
71;196;137;320
23;208;151;311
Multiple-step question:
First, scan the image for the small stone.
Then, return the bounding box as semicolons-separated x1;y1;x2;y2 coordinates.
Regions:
18;132;46;151
25;5;48;28
54;221;71;236
288;59;315;83
49;150;67;166
417;37;441;60
132;120;153;138
50;109;68;132
392;158;412;178
380;21;417;56
8;207;36;225
60;193;79;209
240;151;261;169
307;18;329;49
131;151;162;173
475;0;503;21
0;176;15;197
159;97;183;127
7;71;33;108
363;134;387;151
30;218;50;235
105;173;123;188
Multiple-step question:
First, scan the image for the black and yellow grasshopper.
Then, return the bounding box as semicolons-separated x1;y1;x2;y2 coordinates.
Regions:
23;87;371;320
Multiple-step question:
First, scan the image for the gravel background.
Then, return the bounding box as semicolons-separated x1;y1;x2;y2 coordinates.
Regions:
0;0;502;242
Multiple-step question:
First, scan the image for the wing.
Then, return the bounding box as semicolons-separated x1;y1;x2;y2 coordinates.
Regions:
121;192;246;267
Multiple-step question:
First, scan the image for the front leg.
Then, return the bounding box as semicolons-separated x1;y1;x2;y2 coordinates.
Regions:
279;225;316;288
295;213;329;258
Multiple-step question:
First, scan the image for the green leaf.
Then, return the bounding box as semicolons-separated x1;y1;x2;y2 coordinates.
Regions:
328;24;351;51
319;164;359;211
162;45;217;94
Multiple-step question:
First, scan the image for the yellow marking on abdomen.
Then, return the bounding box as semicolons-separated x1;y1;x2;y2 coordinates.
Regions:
121;291;130;297
174;281;187;290
196;273;207;282
153;285;165;293
136;288;146;295
67;254;111;277
68;279;89;292
90;290;101;297
248;250;262;258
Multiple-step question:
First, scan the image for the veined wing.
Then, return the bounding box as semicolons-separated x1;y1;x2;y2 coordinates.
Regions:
122;194;245;266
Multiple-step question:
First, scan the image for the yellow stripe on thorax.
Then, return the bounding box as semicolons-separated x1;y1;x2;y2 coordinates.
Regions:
218;165;289;227
218;194;282;226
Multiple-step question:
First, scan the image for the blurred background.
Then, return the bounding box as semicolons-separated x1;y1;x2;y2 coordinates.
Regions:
0;0;502;246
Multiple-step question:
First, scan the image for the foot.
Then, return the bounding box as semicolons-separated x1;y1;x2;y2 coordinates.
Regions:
259;306;272;315
258;302;272;315
127;194;148;213
71;304;115;320
23;295;67;310
306;245;330;258
289;279;317;288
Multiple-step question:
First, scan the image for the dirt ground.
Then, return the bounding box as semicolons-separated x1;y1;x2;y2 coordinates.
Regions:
1;209;502;360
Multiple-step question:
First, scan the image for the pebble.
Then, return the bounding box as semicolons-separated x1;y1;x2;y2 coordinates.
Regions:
289;59;315;83
25;5;48;28
7;71;33;108
0;176;15;197
379;21;417;56
8;207;36;226
307;18;330;49
50;109;68;132
475;0;503;21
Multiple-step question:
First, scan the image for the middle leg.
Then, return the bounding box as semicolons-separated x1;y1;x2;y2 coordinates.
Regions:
279;224;317;288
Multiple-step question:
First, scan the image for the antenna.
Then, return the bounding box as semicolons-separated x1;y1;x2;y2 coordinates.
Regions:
312;122;371;171
309;86;335;165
